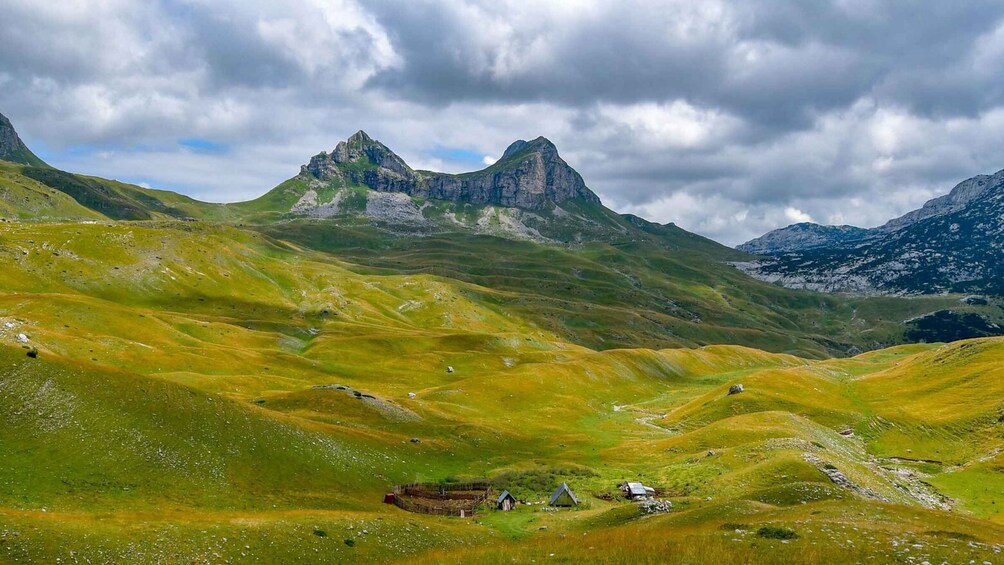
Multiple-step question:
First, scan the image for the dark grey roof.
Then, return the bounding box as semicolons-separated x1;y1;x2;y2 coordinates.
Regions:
549;482;579;505
497;490;515;504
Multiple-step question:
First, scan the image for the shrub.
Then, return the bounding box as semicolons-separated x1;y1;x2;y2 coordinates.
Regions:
757;526;798;540
313;529;326;538
344;539;355;547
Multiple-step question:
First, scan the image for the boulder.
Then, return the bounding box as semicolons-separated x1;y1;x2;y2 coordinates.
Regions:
728;384;744;395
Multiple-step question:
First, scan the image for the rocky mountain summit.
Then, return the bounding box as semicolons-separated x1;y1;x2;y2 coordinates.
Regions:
737;223;870;254
299;131;599;211
881;168;1004;232
0;112;47;167
735;169;1004;295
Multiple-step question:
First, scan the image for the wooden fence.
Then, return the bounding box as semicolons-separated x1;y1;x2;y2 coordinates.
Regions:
391;482;493;517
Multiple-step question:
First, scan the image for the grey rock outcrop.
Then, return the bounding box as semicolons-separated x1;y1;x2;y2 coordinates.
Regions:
733;168;1004;296
0;112;46;166
881;169;1004;231
738;223;871;254
299;131;600;211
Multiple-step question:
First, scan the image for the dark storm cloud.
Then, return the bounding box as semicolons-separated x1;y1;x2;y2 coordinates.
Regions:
3;0;1004;245
367;1;1004;128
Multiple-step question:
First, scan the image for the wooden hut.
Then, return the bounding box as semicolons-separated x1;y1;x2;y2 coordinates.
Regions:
497;490;517;511
625;482;656;499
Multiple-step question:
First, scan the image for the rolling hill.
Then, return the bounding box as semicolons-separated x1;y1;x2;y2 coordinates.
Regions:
1;113;1002;563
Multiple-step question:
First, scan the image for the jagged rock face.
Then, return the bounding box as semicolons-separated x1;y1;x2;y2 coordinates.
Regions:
733;169;1004;296
300;131;599;210
0;112;46;167
1;113;27;161
301;130;419;192
881;169;1004;231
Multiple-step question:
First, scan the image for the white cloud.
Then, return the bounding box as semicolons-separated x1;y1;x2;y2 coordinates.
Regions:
784;206;814;224
596;101;741;149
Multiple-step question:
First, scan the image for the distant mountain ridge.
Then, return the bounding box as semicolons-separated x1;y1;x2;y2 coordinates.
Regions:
881;168;1004;231
737;223;870;254
735;169;1004;295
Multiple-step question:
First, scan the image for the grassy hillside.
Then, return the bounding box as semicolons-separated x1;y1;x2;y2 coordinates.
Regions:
259;219;990;357
2;152;999;359
0;162;103;220
0;219;1000;562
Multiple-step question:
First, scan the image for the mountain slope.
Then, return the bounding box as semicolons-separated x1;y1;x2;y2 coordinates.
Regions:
0;112;47;167
736;169;1004;295
1;120;998;354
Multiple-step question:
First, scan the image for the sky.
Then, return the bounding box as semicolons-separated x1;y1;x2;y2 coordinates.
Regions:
3;1;1004;245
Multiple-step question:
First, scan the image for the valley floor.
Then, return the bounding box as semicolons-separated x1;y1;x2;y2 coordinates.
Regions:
0;221;1001;563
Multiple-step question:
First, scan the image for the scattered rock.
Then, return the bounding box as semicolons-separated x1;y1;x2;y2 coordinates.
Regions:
446;366;454;373
637;498;673;514
408;392;417;399
409;437;421;444
16;333;29;343
728;384;744;395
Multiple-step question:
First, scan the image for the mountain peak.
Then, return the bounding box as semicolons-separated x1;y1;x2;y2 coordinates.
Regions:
881;168;1004;231
500;136;557;160
295;131;600;211
737;222;870;254
347;130;373;144
0;112;47;167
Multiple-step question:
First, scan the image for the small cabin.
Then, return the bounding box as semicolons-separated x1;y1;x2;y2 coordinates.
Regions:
497;490;517;511
625;482;656;499
549;483;579;507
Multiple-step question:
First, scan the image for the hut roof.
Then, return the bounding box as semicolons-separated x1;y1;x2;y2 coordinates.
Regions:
626;482;648;497
549;482;579;506
497;490;516;504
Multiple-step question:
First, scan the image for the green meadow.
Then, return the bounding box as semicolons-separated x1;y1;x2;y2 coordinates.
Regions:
0;218;1000;563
